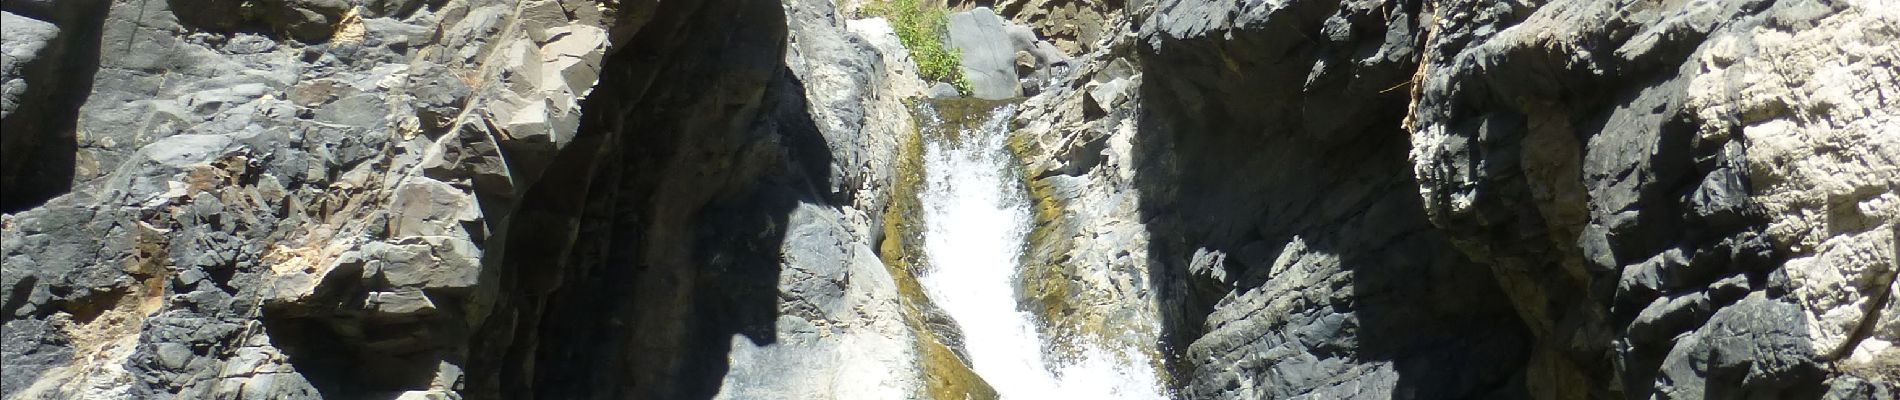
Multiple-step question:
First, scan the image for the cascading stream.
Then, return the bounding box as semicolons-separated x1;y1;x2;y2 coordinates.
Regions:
914;102;1168;399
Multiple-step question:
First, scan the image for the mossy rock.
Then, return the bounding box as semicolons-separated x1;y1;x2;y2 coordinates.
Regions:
876;101;999;400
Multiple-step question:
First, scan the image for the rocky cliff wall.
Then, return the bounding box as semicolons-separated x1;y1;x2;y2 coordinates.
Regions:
0;0;965;398
1007;0;1896;398
1010;1;1531;397
1;0;1894;399
1404;0;1897;397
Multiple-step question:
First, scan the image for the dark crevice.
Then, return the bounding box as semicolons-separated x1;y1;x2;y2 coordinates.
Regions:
463;1;840;399
1133;3;1535;397
1;276;39;320
58;287;128;324
260;259;442;399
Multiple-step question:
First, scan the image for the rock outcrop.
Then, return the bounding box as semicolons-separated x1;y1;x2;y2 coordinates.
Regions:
1134;1;1532;397
946;7;1069;100
0;0;104;212
986;0;1123;55
1010;0;1895;398
1405;0;1898;397
1;0;963;398
1;0;1893;399
948;8;1025;100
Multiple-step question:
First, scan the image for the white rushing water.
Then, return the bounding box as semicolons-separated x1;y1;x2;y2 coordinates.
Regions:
915;103;1169;400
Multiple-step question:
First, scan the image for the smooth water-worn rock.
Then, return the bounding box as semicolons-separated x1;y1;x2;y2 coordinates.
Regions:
947;8;1023;100
926;82;961;99
946;6;1072;101
0;11;57;119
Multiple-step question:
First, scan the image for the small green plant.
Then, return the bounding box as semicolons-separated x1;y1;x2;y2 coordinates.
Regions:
865;0;969;94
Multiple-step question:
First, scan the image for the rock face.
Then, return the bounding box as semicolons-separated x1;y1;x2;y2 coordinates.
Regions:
1;0;953;398
947;8;1026;100
1404;0;1899;397
987;0;1121;55
1133;1;1532;397
1013;0;1896;398
0;11;58;119
0;0;103;212
946;7;1069;100
1;0;1894;399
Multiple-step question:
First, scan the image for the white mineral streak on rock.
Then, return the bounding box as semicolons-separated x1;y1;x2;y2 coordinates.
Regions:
1687;0;1900;364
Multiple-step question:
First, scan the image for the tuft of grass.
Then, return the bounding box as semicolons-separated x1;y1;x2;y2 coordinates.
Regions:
865;0;970;94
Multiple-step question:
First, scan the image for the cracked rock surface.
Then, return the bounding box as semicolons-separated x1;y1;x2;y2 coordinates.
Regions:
2;0;1895;399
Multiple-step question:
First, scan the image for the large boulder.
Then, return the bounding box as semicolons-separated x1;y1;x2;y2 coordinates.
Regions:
0;11;59;119
947;7;1022;100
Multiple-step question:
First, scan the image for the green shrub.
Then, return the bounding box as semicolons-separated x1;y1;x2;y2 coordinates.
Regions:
865;0;970;94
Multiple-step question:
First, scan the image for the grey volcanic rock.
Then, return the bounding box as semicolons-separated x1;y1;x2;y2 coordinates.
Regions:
167;0;354;42
1653;293;1823;399
0;0;102;212
947;7;1071;100
1123;0;1530;398
713;203;918;399
1004;0;1897;398
948;8;1023;100
1;0;933;398
1005;11;1172;389
2;0;1893;399
1407;0;1899;396
0;11;57;119
926;82;960;99
989;0;1119;54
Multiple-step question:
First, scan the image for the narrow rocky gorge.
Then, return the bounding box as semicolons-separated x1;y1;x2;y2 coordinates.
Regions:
1;0;1895;399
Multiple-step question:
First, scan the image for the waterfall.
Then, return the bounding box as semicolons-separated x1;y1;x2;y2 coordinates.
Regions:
914;102;1169;400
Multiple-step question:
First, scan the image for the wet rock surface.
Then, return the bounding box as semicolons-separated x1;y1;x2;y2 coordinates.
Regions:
1;0;1893;399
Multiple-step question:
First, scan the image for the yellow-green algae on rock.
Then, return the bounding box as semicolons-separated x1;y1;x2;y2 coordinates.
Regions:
878;98;1001;400
1003;106;1175;388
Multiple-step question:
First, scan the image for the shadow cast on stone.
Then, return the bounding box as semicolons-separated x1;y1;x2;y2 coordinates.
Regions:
1398;1;1849;395
0;0;107;212
1127;5;1533;397
259;260;446;399
1130;90;1535;398
460;1;839;399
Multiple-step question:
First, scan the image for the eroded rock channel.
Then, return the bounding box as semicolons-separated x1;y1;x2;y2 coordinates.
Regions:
908;98;1167;399
1;0;1895;399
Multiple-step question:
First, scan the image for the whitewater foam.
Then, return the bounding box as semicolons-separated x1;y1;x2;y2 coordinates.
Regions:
914;103;1168;400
